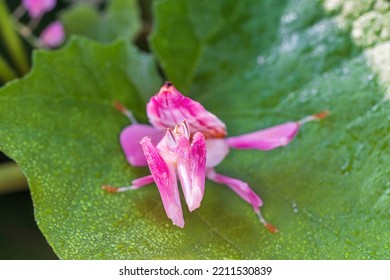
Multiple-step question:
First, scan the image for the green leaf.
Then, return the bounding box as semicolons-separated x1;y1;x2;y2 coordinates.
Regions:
0;37;164;259
61;0;141;42
1;0;389;259
149;0;390;259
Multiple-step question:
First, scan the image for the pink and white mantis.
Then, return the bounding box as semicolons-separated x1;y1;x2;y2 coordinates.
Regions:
103;82;328;232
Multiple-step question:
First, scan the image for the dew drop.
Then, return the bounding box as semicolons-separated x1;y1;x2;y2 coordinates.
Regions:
340;159;352;174
342;67;350;75
291;201;299;213
280;33;299;53
257;55;266;65
94;252;105;258
281;12;297;25
313;44;326;55
287;92;296;100
371;103;380;111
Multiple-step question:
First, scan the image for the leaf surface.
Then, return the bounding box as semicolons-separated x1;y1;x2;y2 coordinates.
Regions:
150;0;390;259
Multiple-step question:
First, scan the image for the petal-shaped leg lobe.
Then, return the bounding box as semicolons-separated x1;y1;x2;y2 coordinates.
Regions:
141;137;184;227
206;168;263;212
205;139;230;168
206;169;277;233
120;124;162;167
131;174;155;189
226;122;300;150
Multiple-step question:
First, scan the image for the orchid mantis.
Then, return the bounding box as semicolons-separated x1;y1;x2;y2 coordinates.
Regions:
103;82;328;231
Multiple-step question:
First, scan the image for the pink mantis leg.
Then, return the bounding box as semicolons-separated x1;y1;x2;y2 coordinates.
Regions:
102;174;154;193
226;111;329;151
206;168;277;233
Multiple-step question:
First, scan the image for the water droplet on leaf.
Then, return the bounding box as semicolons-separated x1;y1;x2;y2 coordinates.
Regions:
340;159;352;174
257;55;266;65
281;13;298;25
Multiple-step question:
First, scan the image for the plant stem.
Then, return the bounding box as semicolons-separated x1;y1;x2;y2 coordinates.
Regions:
15;21;40;48
0;162;28;195
0;0;30;75
12;4;25;20
28;15;42;31
0;54;17;82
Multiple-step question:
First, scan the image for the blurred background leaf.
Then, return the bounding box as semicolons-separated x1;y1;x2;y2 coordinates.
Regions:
61;0;141;43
